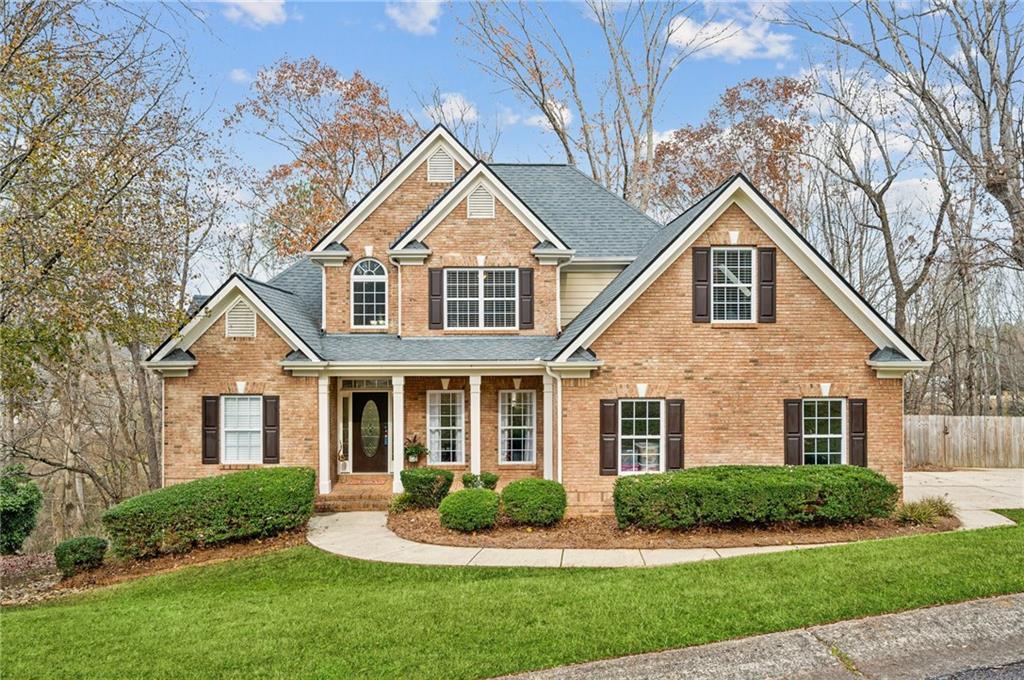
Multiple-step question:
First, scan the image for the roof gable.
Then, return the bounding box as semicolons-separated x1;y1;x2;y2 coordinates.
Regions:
551;175;926;364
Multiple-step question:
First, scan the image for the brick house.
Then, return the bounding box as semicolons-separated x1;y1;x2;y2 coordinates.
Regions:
146;126;929;513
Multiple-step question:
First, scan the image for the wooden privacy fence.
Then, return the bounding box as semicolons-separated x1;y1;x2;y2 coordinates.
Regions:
905;415;1024;469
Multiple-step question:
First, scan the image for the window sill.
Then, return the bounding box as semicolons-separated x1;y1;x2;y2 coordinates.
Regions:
350;327;389;333
709;322;759;329
498;462;537;469
219;463;264;470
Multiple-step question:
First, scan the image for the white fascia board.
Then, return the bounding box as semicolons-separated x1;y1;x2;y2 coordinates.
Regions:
563;257;635;267
150;277;319;362
393;165;570;251
867;359;931;379
555;177;924;363
312;127;476;252
280;359;551;378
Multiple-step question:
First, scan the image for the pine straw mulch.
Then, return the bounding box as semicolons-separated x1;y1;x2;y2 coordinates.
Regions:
1;529;308;607
388;510;961;550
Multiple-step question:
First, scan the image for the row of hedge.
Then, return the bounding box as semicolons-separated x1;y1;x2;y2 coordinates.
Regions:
439;478;567;532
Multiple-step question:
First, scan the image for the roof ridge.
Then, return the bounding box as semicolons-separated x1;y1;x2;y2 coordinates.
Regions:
488;162;571;167
238;273;297;296
666;173;742;227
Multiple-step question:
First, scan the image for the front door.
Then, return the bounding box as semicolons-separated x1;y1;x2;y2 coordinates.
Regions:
352;392;389;473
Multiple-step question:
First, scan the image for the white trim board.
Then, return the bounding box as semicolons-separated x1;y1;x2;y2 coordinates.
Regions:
149;276;320;363
312;126;476;252
392;164;570;252
554;176;926;366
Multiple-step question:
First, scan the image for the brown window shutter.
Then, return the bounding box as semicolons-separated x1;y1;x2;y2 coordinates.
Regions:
758;247;776;323
784;399;803;466
666;399;684;470
599;399;618;476
428;268;443;329
848;398;867;467
263;396;280;464
692;247;710;322
518;268;534;329
202;396;219;465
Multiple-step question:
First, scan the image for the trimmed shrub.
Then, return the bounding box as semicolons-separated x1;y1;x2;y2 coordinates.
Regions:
388;492;415;515
501;479;567;527
400;467;453;508
0;464;44;555
101;467;315;558
461;472;500;490
439;489;500;532
614;465;898;530
54;537;108;577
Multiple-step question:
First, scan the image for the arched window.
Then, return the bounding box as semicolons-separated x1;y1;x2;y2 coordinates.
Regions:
351;258;387;328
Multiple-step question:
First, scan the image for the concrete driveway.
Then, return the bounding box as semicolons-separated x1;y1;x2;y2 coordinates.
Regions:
904;469;1022;529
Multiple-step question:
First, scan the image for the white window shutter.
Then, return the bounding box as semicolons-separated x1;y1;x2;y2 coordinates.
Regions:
427;148;454;183
467;185;495;219
225;300;257;337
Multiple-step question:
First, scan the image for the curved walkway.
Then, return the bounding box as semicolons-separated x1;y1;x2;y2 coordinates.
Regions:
306;508;1013;568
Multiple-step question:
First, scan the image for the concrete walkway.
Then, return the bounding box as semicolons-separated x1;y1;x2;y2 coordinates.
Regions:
509;594;1024;679
905;469;1022;529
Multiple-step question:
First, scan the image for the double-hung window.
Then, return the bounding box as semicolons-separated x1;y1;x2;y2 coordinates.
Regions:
222;395;262;463
444;268;517;329
711;247;755;321
427;391;464;464
619;399;663;474
351;258;387;328
802;398;845;465
499;390;535;464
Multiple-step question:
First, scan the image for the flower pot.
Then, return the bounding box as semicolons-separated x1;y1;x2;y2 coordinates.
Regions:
407;455;419;463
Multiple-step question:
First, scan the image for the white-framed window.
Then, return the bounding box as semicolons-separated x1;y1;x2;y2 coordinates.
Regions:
499;390;536;464
467;184;495;219
711;247;755;322
222;395;262;463
351;258;387;328
427;390;464;464
444;268;518;329
225;300;257;337
802;398;845;465
427;148;455;183
619;399;664;474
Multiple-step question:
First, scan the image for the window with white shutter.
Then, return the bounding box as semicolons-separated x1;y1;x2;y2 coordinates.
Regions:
225;300;256;337
467;185;495;219
427;148;455;183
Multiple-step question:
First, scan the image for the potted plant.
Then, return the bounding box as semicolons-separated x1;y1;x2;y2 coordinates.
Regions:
404;435;428;464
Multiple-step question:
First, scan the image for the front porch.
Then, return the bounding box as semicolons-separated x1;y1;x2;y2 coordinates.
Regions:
315;372;557;497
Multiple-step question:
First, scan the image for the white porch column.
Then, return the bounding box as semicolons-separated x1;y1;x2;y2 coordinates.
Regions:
392;376;405;493
543;374;554;480
469;375;482;474
317;375;331;494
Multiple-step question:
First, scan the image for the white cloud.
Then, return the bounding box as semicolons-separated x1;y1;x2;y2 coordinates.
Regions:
669;2;794;63
228;68;253;84
424;92;478;124
525;101;573;130
219;1;287;28
385;1;442;36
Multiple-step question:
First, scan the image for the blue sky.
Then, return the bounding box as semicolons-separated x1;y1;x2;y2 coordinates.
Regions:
191;1;816;170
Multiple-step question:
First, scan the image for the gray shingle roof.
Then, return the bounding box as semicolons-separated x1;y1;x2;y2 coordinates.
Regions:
490;164;662;258
869;346;910;362
315;334;558;363
240;274;324;357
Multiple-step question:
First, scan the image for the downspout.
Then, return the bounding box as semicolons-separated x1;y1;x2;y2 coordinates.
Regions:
555;261;565;333
390;257;403;337
544;364;564;483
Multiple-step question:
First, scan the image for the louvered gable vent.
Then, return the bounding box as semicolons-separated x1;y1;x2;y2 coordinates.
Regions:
467;184;495;219
225;300;256;337
427;148;454;182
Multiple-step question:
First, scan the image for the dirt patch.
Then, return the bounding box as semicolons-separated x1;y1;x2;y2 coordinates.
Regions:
388;510;960;549
2;530;307;607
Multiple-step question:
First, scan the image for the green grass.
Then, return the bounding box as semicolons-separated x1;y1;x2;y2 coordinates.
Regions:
3;510;1023;679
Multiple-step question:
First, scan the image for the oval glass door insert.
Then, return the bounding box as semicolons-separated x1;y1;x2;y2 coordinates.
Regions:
360;400;381;456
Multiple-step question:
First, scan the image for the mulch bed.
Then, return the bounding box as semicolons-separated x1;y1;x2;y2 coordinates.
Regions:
1;530;307;607
388;510;961;549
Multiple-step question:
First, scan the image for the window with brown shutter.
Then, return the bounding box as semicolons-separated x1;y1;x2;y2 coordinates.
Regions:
599;399;617;475
784;399;802;465
518;268;534;329
666;399;684;470
263;396;280;464
758;247;776;323
693;248;710;322
848;398;867;467
202;396;219;464
428;268;443;329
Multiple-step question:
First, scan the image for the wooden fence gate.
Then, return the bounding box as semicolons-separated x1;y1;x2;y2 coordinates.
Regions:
904;415;1024;468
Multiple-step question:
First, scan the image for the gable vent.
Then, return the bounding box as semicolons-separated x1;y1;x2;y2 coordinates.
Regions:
427;148;455;183
467;184;495;219
225;300;256;337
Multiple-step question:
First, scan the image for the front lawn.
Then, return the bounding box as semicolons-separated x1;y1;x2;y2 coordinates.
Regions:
3;510;1022;679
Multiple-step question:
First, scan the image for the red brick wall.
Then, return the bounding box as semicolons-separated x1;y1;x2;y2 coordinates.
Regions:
162;313;320;487
559;204;905;513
